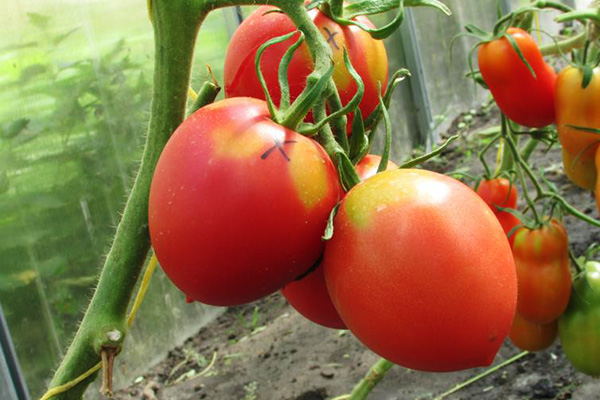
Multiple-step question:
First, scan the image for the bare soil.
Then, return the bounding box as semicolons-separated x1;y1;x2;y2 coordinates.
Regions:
114;108;600;400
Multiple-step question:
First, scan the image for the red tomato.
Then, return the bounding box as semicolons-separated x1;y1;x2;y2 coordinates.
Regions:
478;28;556;127
512;218;572;324
224;6;388;126
476;177;520;245
509;312;557;352
354;154;398;180
281;154;396;329
281;263;346;329
323;169;517;372
476;178;518;212
149;97;342;306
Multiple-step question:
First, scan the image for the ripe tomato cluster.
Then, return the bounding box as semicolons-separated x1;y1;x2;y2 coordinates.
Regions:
476;25;600;376
147;6;523;374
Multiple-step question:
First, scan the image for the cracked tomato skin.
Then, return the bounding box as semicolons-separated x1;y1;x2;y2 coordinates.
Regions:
512;218;572;324
149;97;342;306
224;6;388;126
323;169;517;372
280;154;397;330
478;28;556;128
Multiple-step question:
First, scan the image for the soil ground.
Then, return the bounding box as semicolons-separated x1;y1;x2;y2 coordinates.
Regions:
114;108;600;400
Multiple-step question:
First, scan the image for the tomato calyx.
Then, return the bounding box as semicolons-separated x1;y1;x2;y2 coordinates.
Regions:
310;0;450;40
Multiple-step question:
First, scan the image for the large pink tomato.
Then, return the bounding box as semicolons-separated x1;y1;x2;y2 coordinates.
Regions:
149;97;341;306
224;6;388;125
281;154;397;329
323;169;518;372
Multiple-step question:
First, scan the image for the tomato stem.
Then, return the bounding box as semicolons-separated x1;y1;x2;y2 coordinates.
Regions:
434;351;530;400
346;358;395;400
540;31;587;56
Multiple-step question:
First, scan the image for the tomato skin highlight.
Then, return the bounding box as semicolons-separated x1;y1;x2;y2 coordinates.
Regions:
556;66;600;191
149;97;342;306
512;218;572;324
281;154;396;329
323;169;517;372
478;28;556;128
509;312;557;352
559;261;600;377
223;6;388;126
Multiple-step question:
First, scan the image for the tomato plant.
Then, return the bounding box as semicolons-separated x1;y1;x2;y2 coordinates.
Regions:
559;260;600;377
148;97;342;306
509;312;557;352
323;169;517;372
223;5;388;125
512;218;572;324
281;154;397;329
556;66;600;191
478;27;556;128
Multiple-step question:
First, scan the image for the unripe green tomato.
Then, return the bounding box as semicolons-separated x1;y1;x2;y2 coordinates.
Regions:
559;261;600;377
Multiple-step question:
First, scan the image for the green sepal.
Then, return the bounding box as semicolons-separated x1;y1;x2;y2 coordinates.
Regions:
364;68;410;133
376;92;392;173
399;135;458;169
187;68;221;116
279;31;306;110
582;65;594;89
503;33;537;79
349;108;369;164
306;0;326;11
297;48;364;136
320;0;406;40
280;58;335;130
565;125;600;135
255;31;299;120
335;152;361;192
322;202;341;241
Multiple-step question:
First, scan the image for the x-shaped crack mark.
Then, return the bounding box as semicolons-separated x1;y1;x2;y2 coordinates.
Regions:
261;139;297;162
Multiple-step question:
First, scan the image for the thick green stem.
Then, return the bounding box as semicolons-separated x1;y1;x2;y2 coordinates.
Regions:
45;1;206;398
520;137;539;163
348;358;395;400
541;32;587;56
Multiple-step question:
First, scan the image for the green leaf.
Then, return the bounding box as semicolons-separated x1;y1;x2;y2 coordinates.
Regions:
400;135;458;168
53;27;80;47
344;0;400;18
377;93;392;173
19;64;48;83
336;152;361;192
405;0;451;16
0;172;8;195
278;31;305;110
27;12;51;29
2;118;30;139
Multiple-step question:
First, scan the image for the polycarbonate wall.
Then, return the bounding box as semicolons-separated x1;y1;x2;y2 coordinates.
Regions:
0;0;580;398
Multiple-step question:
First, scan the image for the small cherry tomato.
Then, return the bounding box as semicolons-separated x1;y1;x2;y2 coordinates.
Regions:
509;312;557;352
149;97;341;306
512;218;572;324
559;261;600;377
323;169;517;372
478;28;556;128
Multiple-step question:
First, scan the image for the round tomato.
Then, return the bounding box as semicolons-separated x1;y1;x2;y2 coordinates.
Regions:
509;312;557;352
149;97;342;306
476;177;517;212
323;169;517;372
224;6;388;126
478;28;556;128
280;154;396;329
512;218;572;324
559;261;600;377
